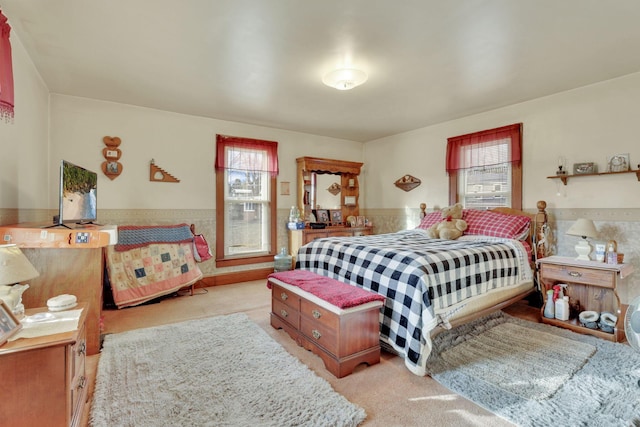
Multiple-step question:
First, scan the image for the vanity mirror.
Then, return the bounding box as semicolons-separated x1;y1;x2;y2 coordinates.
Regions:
296;157;363;224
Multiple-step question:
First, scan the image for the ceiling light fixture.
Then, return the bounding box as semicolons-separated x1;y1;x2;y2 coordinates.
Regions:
322;68;368;91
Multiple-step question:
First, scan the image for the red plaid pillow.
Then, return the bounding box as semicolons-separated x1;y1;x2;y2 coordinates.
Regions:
463;209;531;240
416;211;442;230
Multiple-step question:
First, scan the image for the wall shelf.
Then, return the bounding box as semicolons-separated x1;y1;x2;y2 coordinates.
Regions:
547;169;640;185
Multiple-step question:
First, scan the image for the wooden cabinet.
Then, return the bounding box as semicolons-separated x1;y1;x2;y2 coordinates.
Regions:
269;281;382;378
0;304;88;427
289;227;373;258
537;256;634;342
0;224;110;355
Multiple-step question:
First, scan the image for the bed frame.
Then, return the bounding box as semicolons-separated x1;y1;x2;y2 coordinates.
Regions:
429;200;549;332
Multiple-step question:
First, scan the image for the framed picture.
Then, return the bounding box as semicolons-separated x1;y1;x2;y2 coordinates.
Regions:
0;300;22;347
356;216;365;227
330;209;343;226
607;153;630;172
573;162;597;175
313;209;330;223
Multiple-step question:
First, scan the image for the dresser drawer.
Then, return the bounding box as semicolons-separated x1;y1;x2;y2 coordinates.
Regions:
271;283;301;309
300;317;338;355
541;263;615;288
300;299;339;330
272;298;300;329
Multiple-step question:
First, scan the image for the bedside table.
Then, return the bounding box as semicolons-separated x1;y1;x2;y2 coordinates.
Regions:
0;304;88;427
537;256;634;342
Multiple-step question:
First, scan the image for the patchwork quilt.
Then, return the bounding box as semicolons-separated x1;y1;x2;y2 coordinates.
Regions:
295;229;532;376
106;242;202;308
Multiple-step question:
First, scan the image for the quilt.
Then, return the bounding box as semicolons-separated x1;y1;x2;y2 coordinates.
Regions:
105;242;202;308
296;229;532;375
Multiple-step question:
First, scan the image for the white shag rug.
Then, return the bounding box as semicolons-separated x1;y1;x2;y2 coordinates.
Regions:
90;313;366;427
427;311;640;427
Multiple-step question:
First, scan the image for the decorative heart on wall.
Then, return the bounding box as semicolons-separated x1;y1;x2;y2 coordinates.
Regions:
102;136;123;179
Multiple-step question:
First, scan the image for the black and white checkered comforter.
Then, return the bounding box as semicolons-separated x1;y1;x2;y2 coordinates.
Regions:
296;230;532;376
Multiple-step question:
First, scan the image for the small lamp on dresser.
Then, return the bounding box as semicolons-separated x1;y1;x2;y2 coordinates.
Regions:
0;244;40;317
566;218;598;261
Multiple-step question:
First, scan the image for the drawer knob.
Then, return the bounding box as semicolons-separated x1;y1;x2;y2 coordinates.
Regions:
568;271;582;278
312;309;321;319
280;309;288;318
280;292;288;301
312;329;322;340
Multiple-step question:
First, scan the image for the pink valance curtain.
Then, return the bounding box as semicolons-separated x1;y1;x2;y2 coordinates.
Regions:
0;10;14;121
215;134;279;177
446;123;522;174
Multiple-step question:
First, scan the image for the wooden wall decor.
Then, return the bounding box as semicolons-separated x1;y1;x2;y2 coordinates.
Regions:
394;174;421;192
150;159;180;183
101;136;123;180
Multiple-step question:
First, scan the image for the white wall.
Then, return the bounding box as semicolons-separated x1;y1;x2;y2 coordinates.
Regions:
0;30;49;210
364;72;640;211
49;95;363;211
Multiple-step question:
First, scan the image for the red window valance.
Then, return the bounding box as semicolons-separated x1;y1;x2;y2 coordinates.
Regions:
0;10;14;121
215;134;279;177
446;123;522;174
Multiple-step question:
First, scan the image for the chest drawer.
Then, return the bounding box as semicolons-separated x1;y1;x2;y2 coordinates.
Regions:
272;298;300;329
300;299;339;330
271;283;301;309
300;316;338;355
540;263;615;288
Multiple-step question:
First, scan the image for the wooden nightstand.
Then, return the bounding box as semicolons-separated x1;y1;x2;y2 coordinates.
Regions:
0;304;88;427
537;256;634;342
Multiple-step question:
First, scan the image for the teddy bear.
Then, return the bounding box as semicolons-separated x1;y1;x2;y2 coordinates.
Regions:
426;203;468;240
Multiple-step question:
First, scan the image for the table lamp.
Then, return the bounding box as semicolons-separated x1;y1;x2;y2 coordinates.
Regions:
0;244;40;315
566;218;598;261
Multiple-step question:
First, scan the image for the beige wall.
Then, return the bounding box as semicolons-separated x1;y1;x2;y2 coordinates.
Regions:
2;30;639;300
0;30;49;221
363;72;640;302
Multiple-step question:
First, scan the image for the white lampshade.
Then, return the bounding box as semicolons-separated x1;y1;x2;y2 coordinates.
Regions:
566;218;598;261
322;68;368;91
0;244;39;285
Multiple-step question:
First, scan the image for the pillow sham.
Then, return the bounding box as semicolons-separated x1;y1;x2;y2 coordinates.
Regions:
415;211;442;230
463;209;531;240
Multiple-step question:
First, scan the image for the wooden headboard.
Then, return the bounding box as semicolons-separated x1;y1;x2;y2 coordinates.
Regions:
420;200;549;263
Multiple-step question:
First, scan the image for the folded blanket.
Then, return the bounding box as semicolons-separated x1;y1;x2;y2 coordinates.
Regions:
115;223;193;251
268;270;385;309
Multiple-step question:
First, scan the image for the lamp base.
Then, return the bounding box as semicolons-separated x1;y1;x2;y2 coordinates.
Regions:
575;238;592;261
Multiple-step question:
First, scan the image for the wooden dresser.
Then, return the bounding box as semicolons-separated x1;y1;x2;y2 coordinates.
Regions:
269;279;382;378
0;304;88;427
289;226;373;258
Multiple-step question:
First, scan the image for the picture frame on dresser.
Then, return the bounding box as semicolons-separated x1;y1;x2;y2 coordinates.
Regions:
0;300;22;346
314;209;330;223
330;209;343;226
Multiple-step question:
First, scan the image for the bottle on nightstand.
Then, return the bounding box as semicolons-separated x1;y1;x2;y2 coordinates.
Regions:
543;290;555;319
555;296;570;321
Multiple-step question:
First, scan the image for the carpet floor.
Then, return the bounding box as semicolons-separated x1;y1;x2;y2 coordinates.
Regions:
90;312;366;427
427;311;640;427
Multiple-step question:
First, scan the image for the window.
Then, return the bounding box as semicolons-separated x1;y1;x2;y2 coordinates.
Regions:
215;135;278;267
446;123;522;210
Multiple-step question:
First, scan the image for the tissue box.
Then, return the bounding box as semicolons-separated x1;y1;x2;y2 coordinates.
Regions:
287;222;305;230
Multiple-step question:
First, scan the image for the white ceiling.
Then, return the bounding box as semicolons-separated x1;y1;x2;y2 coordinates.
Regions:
4;1;640;142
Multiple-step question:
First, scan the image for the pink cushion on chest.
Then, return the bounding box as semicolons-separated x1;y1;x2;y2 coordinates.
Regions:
268;270;385;309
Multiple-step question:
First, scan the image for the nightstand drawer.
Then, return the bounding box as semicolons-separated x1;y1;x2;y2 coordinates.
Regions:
540;263;615;288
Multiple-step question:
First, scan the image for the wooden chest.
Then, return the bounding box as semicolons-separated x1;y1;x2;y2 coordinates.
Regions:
269;278;383;378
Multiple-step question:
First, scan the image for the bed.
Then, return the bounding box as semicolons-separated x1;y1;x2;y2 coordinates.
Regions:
295;203;548;376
